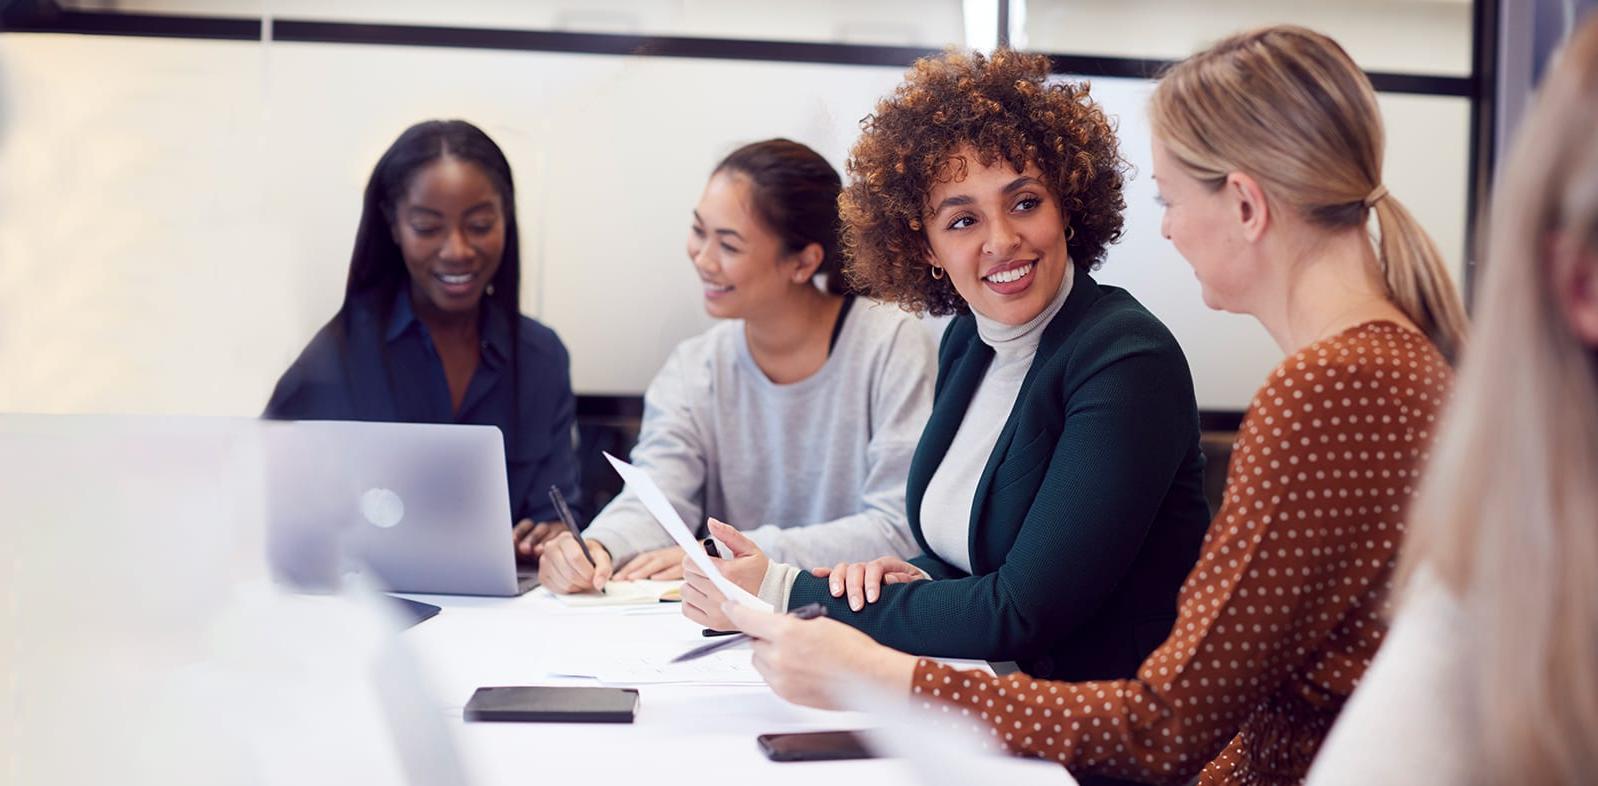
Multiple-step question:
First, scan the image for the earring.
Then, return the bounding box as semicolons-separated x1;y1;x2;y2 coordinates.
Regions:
486;283;496;296
1065;225;1076;242
930;265;945;280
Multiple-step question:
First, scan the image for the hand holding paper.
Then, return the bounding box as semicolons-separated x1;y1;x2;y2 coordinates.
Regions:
602;452;773;613
681;519;775;629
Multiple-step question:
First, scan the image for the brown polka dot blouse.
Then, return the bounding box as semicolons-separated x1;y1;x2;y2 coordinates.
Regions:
910;322;1453;786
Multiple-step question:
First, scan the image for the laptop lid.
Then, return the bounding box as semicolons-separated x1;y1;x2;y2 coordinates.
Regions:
265;420;520;596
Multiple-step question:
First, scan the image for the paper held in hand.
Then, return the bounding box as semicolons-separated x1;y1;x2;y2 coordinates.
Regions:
602;452;774;613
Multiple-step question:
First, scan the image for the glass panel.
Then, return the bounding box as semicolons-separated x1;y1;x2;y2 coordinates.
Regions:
1020;0;1473;77
56;0;972;48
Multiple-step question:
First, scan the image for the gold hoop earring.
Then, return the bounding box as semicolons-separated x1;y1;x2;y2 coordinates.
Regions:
1065;225;1076;242
930;265;945;280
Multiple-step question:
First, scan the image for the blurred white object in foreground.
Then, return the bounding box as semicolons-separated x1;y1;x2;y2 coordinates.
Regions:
0;415;468;786
836;673;1078;786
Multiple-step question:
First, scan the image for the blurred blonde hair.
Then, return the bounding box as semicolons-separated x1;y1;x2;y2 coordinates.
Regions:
1148;25;1467;361
1399;15;1598;785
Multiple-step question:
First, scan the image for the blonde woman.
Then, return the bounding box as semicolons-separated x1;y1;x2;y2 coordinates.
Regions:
717;26;1466;786
1308;16;1598;786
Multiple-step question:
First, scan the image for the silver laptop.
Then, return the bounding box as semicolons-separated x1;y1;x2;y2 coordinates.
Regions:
264;419;538;597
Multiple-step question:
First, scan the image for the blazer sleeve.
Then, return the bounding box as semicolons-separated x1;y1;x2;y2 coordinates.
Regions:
908;554;963;582
788;320;1200;660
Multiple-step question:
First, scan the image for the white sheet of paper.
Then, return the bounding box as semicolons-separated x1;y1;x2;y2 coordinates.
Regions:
603;452;773;613
549;648;764;685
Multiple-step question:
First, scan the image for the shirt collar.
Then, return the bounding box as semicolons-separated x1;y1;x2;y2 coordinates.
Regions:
386;283;513;368
479;294;512;368
385;284;421;343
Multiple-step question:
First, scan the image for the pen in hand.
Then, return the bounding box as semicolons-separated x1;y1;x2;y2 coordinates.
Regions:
669;603;828;663
696;536;740;635
548;485;605;594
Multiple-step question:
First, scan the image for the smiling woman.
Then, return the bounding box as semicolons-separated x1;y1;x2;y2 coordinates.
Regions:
677;59;1213;785
263;120;582;559
536;138;938;596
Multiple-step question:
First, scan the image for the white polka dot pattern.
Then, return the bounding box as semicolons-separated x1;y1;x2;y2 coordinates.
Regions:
909;322;1453;786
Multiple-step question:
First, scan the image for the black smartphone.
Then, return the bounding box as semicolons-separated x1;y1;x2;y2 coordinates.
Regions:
756;730;876;762
464;686;638;723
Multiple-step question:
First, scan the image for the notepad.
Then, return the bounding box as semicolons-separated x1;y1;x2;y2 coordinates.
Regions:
546;580;682;607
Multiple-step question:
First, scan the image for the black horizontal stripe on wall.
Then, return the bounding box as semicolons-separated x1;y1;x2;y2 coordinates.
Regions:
1049;53;1472;97
0;9;259;40
270;19;942;68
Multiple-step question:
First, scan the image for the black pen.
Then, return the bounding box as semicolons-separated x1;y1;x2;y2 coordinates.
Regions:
669;603;828;663
697;536;738;634
548;485;604;593
693;536;741;635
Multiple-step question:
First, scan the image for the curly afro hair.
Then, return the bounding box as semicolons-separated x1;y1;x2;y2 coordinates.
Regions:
840;48;1129;316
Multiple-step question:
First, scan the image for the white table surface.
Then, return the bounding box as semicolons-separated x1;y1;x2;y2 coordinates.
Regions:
397;588;939;786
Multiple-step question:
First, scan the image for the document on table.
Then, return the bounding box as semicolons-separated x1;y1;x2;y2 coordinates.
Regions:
545;580;682;607
550;648;764;685
602;452;773;613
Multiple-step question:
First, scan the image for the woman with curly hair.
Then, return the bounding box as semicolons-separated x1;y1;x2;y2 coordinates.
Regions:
681;48;1212;708
715;25;1464;786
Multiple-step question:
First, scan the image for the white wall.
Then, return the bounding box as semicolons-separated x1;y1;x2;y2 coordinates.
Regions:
0;26;1470;415
1024;0;1474;75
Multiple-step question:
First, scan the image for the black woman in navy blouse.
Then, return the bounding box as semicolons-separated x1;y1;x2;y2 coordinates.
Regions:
265;120;580;559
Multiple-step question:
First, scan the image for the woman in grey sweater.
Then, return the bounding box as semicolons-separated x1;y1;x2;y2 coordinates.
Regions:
538;139;936;594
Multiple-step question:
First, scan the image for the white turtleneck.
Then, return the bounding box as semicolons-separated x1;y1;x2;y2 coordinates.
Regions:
919;263;1074;574
755;263;1075;611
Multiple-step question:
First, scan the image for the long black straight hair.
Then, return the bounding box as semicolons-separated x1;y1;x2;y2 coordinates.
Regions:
342;119;521;320
330;120;524;438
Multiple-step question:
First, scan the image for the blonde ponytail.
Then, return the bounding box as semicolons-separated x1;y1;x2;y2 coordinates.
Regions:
1371;194;1469;361
1150;25;1467;360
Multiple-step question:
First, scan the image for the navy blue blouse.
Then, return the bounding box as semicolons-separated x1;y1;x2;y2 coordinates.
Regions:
264;284;582;523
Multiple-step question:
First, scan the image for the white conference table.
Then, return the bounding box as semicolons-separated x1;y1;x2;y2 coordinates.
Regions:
397;587;958;786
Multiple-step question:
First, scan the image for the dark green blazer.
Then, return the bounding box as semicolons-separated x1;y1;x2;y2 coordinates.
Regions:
789;264;1211;681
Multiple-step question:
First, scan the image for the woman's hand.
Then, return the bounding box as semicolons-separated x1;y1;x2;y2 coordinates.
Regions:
811;557;930;611
724;602;919;710
614;546;686;581
681;518;769;630
536;532;614;593
512;519;565;561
